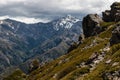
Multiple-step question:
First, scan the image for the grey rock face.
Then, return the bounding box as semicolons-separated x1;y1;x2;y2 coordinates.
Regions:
110;24;120;45
102;2;120;22
82;14;103;37
102;10;111;22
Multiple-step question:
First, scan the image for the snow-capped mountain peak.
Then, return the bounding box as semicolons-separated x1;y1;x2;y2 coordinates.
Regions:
53;15;80;30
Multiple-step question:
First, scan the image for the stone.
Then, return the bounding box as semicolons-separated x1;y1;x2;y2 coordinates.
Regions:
102;10;111;22
89;52;99;60
110;24;120;45
102;2;120;22
104;70;120;80
112;62;119;66
105;59;111;64
82;14;103;37
80;62;86;67
78;33;85;44
53;73;58;78
103;47;110;52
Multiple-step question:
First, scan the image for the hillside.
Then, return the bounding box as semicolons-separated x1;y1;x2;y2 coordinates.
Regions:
0;15;82;75
4;21;120;80
3;2;120;80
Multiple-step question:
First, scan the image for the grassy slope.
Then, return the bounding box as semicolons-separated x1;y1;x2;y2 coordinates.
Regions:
4;22;120;80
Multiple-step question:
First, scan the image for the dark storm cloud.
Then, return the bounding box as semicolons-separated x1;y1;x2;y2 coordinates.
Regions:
0;0;119;23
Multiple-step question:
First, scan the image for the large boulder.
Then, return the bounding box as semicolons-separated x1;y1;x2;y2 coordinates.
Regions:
111;2;120;22
110;24;120;45
102;2;120;22
82;14;103;37
102;10;111;22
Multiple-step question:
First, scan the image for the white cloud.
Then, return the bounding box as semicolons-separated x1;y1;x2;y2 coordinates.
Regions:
0;0;26;5
0;16;50;24
62;0;120;13
0;0;120;23
10;17;50;24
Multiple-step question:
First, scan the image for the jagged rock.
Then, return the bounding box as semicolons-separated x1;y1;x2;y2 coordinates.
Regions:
111;2;120;22
113;77;120;80
78;33;85;44
102;2;120;22
102;10;111;22
104;70;120;80
89;52;99;60
82;14;103;37
110;24;120;45
79;62;86;68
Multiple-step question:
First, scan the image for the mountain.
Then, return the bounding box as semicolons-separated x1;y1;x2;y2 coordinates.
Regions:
0;15;82;75
3;2;120;80
30;15;82;61
52;15;81;30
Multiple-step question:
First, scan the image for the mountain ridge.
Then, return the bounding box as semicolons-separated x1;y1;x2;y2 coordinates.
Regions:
3;2;120;80
0;15;82;76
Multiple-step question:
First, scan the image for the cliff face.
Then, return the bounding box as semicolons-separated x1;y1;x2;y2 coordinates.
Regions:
103;2;120;22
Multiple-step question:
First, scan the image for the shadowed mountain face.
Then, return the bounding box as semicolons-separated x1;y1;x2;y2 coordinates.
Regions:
0;15;82;74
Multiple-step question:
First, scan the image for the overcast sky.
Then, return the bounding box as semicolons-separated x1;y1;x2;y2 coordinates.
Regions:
0;0;120;23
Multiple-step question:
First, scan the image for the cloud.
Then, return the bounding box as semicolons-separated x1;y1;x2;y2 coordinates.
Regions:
0;0;120;23
0;16;50;23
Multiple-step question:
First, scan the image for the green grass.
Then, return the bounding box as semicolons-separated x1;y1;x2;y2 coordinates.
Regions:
62;66;90;80
3;69;27;80
100;22;115;28
27;23;112;80
4;21;120;80
81;44;120;80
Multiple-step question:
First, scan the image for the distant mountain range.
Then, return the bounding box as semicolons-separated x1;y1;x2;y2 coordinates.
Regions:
0;15;82;74
2;2;120;80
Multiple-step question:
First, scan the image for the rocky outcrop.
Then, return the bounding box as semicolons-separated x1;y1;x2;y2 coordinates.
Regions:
103;70;120;80
102;10;111;22
102;2;120;22
110;24;120;45
82;14;103;37
78;33;85;44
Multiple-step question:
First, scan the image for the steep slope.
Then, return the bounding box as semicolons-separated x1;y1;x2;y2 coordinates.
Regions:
4;21;120;80
26;21;117;80
4;2;120;80
0;15;82;75
0;19;29;74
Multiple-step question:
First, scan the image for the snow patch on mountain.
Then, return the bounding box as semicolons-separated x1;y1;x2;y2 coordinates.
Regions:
53;15;80;30
0;20;4;24
0;20;15;30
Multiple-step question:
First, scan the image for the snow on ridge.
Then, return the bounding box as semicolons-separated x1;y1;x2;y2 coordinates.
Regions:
0;20;15;30
53;15;80;31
